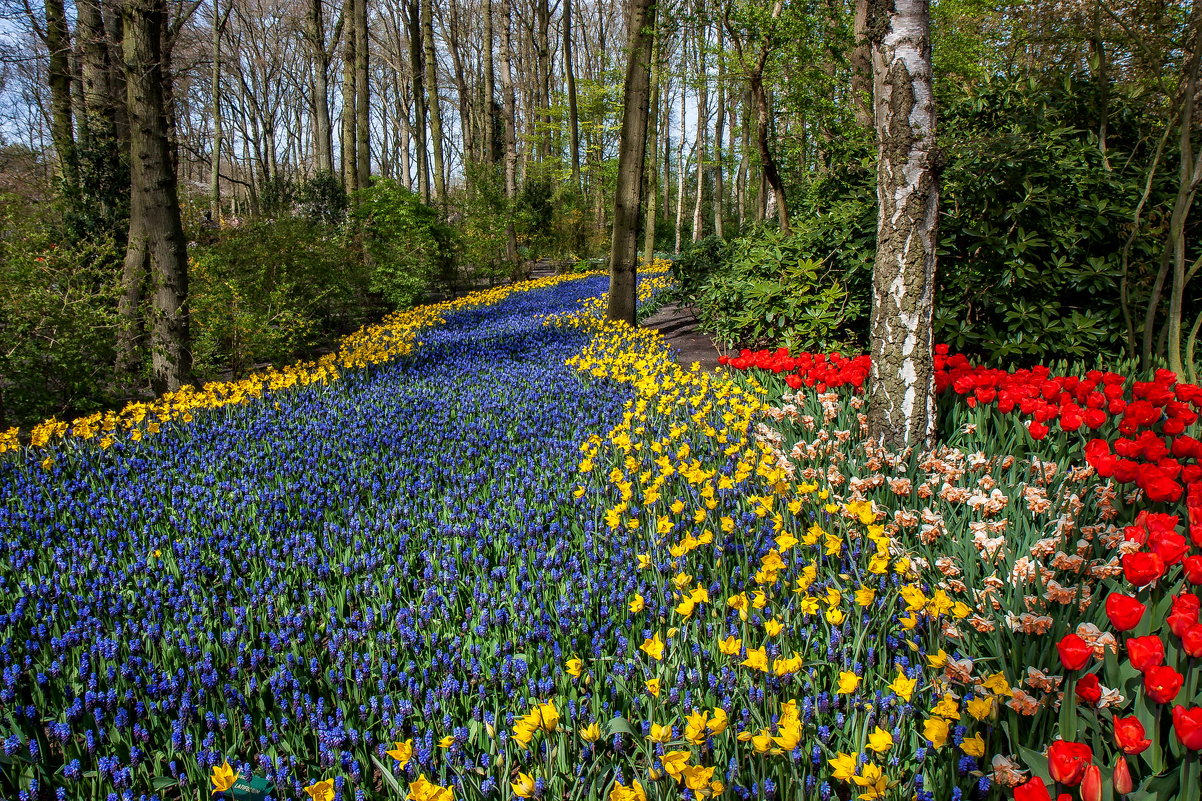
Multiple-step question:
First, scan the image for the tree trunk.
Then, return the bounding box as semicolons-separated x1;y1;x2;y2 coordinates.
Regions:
565;0;582;192
422;0;446;207
534;0;552;160
712;24;726;239
341;0;358;192
866;0;939;450
483;0;497;164
121;0;191;393
210;0;232;220
692;18;708;243
499;0;520;264
305;0;335;174
851;0;873;128
355;0;371;188
46;0;77;188
406;0;430;202
608;0;657;324
642;29;660;264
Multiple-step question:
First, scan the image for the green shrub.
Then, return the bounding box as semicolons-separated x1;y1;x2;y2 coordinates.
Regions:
353;180;458;307
0;198;121;425
189;218;372;376
692;227;866;352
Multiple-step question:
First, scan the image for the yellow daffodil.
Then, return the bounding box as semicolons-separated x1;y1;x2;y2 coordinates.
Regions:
608;779;646;801
386;739;414;767
210;761;238;795
684;710;709;745
629;594;645;613
932;694;959;719
679;764;716;791
966;695;995;721
640;633;665;661
707;708;728;735
407;774;454;801
855;588;876;607
718;635;742;656
865;726;893;753
763;618;784;636
837;671;861;694
982;672;1013;697
741;647;769;672
828;752;859;782
660;750;691;780
648;722;673;743
960;733;985;757
566;658;583;678
852;763;888;800
922;717;949;748
645;678;660;696
437;735;456;748
510;772;536;798
304;780;335;801
825;607;846;625
888;671;916;702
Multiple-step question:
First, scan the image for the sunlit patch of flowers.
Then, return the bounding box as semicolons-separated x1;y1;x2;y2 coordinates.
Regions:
726;346;1202;800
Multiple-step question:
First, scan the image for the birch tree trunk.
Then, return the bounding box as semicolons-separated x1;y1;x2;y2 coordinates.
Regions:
122;0;191;393
866;0;939;449
607;0;657;324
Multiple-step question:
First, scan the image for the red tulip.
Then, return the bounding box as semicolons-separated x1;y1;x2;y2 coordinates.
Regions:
1075;673;1102;705
1105;593;1146;631
1182;624;1202;658
1113;715;1152;754
1172;609;1201;638
1029;420;1049;440
1057;633;1093;670
1148;530;1189;565
1113;755;1134;795
1186;555;1202;585
1126;636;1165;672
1173;592;1202;615
1080;765;1102;801
1013;776;1053;801
1144;664;1184;704
1122;552;1165;588
1047;740;1093;786
1174;706;1202;750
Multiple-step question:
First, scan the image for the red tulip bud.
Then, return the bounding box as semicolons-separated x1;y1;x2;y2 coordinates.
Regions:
1113;755;1133;795
1081;765;1102;801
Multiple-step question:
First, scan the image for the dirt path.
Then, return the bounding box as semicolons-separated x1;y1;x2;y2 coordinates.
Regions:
642;303;725;371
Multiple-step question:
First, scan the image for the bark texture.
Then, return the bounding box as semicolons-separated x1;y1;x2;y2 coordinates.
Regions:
866;0;938;449
122;0;191;393
607;0;657;324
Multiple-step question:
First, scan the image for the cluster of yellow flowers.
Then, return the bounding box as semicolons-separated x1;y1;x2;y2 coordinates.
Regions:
1;272;597;457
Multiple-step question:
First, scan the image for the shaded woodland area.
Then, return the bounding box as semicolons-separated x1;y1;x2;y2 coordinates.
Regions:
0;0;1199;429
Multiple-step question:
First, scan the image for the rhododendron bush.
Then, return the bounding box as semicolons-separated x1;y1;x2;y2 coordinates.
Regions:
724;346;1202;800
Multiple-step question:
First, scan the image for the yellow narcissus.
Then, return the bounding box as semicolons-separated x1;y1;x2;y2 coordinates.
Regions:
865;726;894;753
304;780;335;801
639;633;665;660
386;739;414;767
837;671;861;694
510;772;536;798
407;774;454;801
210;761;238;795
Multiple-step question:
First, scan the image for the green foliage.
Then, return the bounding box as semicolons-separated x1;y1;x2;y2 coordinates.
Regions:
296;172;349;225
0;196;122;425
353;180;458;307
935;75;1182;363
189;218;374;377
690;228;865;352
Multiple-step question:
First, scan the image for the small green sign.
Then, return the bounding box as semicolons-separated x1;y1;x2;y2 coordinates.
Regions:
229;775;275;800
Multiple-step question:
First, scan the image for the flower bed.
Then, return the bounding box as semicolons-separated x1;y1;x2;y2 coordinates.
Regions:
3;272;1199;801
723;346;1202;800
